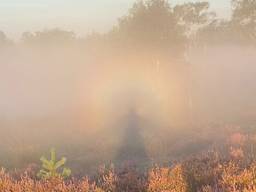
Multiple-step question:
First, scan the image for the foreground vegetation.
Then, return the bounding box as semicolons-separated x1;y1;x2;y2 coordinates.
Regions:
1;132;256;191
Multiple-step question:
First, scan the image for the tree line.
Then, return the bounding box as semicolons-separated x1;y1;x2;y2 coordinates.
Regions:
0;0;255;57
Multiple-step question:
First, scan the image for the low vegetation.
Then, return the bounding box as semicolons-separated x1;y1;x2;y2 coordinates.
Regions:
1;132;256;191
37;148;71;179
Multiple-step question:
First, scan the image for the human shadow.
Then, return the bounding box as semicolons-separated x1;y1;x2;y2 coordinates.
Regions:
114;106;149;168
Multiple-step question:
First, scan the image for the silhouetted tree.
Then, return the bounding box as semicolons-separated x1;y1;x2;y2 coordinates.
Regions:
107;0;214;60
109;0;186;59
0;31;11;47
174;2;215;36
195;19;232;45
231;0;256;42
195;0;256;45
22;28;76;45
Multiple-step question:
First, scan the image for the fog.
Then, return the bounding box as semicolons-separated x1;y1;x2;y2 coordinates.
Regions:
0;0;255;175
188;46;256;124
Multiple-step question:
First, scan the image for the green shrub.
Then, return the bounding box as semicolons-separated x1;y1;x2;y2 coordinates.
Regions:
37;148;71;179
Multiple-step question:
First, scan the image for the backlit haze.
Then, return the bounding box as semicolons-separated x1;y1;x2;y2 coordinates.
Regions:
0;0;230;39
0;0;255;176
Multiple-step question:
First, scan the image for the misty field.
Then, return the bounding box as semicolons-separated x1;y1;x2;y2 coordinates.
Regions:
1;0;256;191
1;131;256;191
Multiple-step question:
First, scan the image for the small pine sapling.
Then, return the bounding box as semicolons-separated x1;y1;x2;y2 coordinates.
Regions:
37;148;71;179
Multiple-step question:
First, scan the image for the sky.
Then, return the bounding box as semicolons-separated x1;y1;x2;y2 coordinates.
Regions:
0;0;231;39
